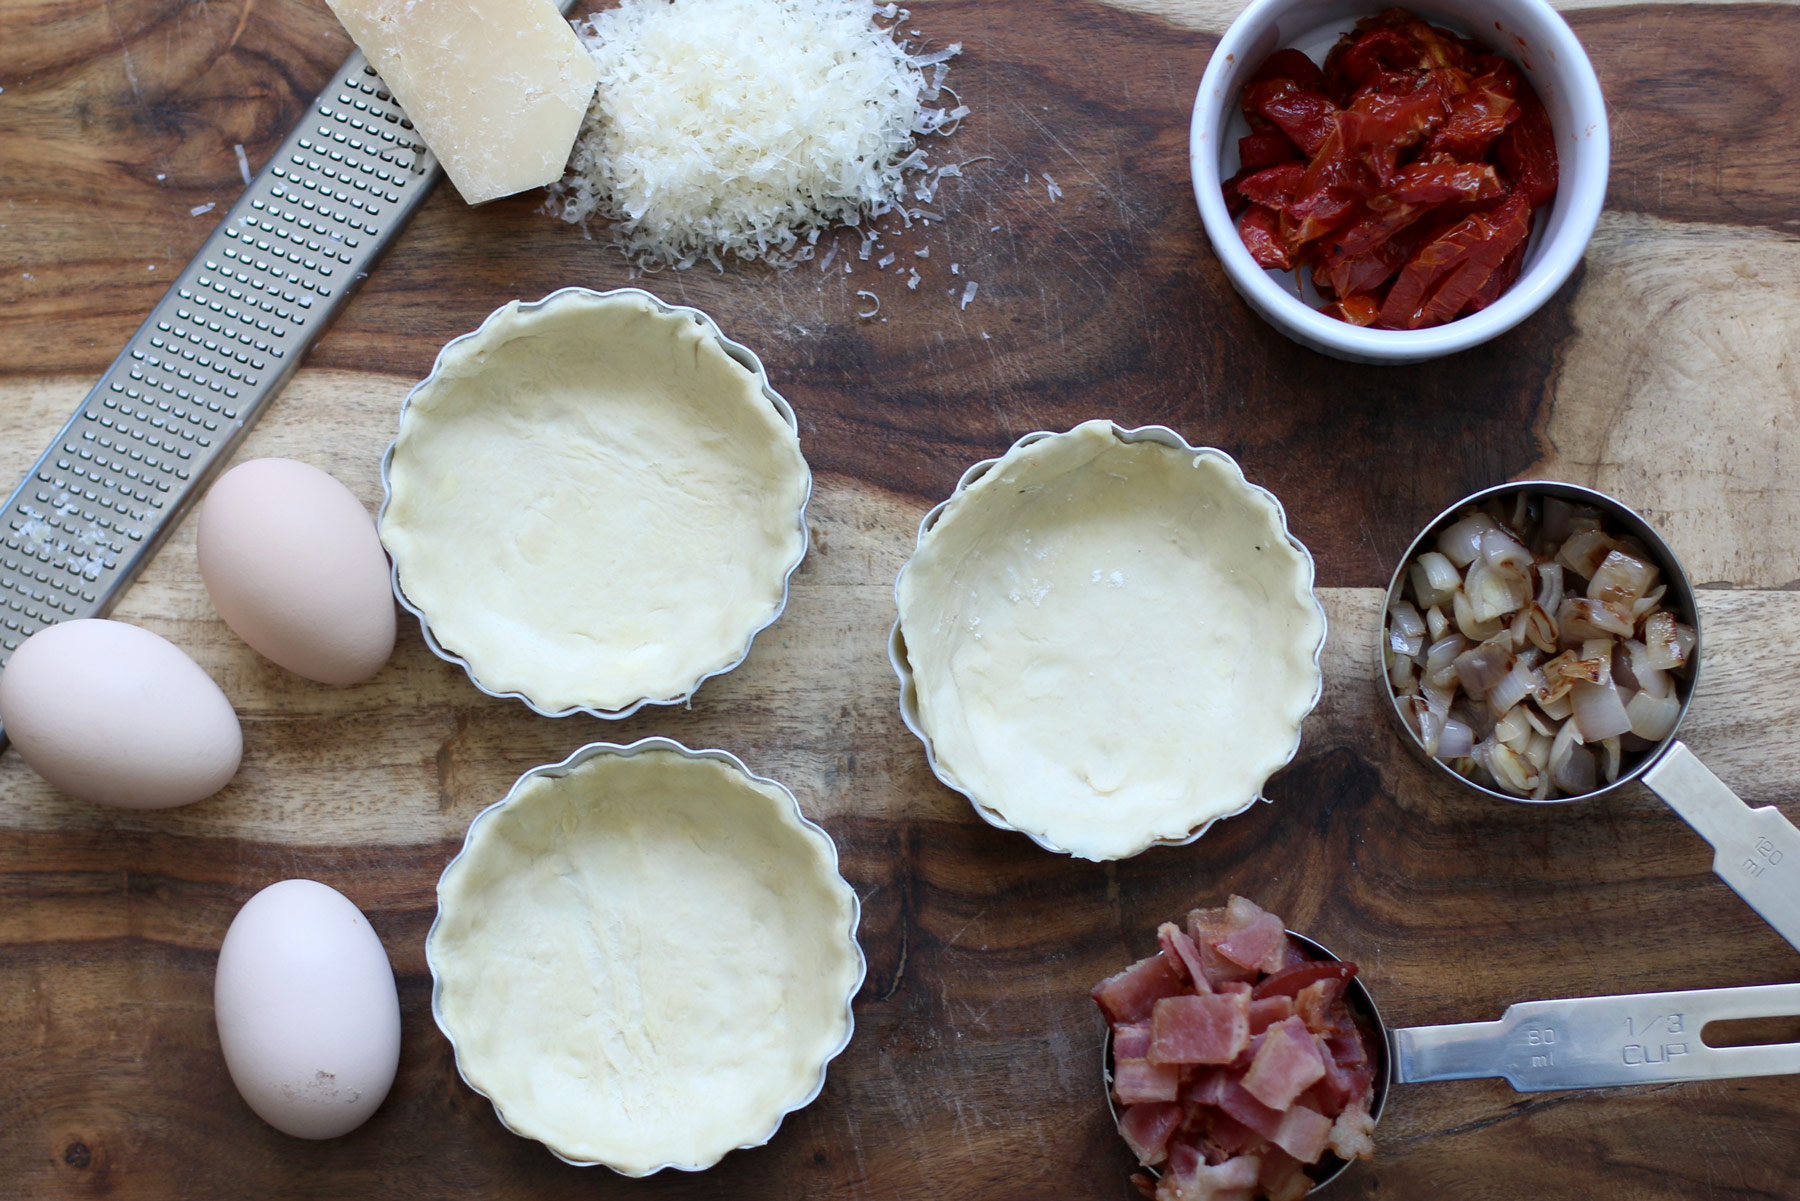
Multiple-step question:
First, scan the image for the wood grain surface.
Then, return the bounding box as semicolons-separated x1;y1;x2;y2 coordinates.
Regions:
4;0;1800;1197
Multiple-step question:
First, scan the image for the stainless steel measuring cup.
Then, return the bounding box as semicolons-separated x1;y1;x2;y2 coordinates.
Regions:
1380;481;1800;953
1105;931;1800;1195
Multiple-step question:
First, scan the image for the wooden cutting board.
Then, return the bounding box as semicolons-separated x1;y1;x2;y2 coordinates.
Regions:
3;0;1799;1196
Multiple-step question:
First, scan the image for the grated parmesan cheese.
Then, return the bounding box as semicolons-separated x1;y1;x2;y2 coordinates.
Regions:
550;0;967;269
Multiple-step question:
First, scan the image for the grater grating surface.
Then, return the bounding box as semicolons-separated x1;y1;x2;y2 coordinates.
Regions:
0;52;440;747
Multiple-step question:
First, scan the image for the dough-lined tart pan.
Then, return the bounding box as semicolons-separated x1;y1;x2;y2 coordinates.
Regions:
890;420;1327;861
379;287;811;719
426;738;865;1175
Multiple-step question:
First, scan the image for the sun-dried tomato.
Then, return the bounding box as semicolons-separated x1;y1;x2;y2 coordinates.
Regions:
1248;47;1328;93
1376;193;1531;328
1235;162;1308;211
1243;77;1339;157
1494;85;1559;206
1230;7;1559;329
1237;129;1301;171
1238;205;1291;270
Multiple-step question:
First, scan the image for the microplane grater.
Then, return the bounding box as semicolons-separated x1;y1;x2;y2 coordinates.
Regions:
0;52;440;748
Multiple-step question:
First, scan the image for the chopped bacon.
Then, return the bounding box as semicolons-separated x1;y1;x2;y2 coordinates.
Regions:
1095;951;1187;1024
1242;1017;1329;1111
1248;995;1295;1035
1159;922;1213;991
1328;1100;1378;1161
1270;1103;1334;1163
1155;1150;1263;1201
1115;1057;1182;1104
1213;1074;1288;1141
1199;896;1289;974
1100;900;1381;1195
1119;1102;1184;1165
1115;1021;1153;1060
1296;976;1352;1032
1259;1150;1311;1201
1150;993;1251;1065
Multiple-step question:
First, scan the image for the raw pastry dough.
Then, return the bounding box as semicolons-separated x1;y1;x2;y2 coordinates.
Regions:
430;746;862;1173
381;290;809;713
895;421;1325;861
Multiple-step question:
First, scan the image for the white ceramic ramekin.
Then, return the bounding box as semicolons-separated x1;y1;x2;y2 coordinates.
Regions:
1190;0;1609;363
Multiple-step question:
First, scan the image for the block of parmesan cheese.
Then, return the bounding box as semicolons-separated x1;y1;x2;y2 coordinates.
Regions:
324;0;600;205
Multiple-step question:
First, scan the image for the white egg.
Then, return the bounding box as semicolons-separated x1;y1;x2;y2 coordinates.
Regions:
0;618;241;809
215;879;401;1139
198;458;396;685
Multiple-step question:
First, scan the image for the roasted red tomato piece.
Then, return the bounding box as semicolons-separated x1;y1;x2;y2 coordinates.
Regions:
1249;47;1329;93
1378;193;1531;328
1462;239;1528;315
1244;77;1339;157
1235;162;1308;211
1494;85;1559;207
1321;294;1384;325
1427;65;1520;158
1338;73;1449;183
1238;205;1292;270
1238;129;1301;171
1387;160;1503;205
1316;208;1437;296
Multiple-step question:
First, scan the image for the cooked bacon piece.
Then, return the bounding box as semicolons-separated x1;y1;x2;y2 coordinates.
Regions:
1196;1108;1270;1162
1258;1150;1311;1201
1115;1057;1182;1104
1150;993;1251;1065
1270;1102;1334;1162
1192;896;1289;975
1155;1147;1264;1201
1119;1101;1184;1166
1248;995;1295;1034
1328;1099;1379;1160
1095;951;1187;1024
1115;1021;1153;1060
1296;976;1352;1032
1252;959;1357;1001
1206;1072;1287;1141
1242;1017;1329;1111
1159;922;1213;992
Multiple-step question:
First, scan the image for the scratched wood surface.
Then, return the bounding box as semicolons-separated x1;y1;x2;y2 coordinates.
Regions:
3;0;1800;1196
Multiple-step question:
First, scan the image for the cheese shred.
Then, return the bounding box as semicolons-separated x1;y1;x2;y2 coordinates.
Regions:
549;0;967;269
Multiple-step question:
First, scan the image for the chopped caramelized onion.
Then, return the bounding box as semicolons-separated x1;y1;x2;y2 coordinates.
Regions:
1453;587;1505;641
1588;549;1657;610
1556;529;1616;580
1387;493;1693;798
1410;552;1461;609
1454;639;1514;696
1486;657;1540;716
1437;513;1495;568
1626;688;1682;741
1643;612;1695;670
1559;597;1634;641
1535;562;1564;613
1570;678;1632;742
1425;603;1451;642
1438;717;1474;758
1466;560;1532;623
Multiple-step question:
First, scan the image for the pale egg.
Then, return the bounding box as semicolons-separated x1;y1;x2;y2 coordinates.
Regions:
198;458;396;685
0;618;241;808
215;879;401;1139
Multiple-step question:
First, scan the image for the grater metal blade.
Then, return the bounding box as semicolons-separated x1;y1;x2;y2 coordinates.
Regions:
0;51;441;749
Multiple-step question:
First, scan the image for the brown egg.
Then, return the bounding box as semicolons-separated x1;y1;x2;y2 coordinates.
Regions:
198;458;396;685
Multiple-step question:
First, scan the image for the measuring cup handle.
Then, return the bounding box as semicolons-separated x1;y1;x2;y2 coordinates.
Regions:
1642;742;1800;955
1394;983;1800;1092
